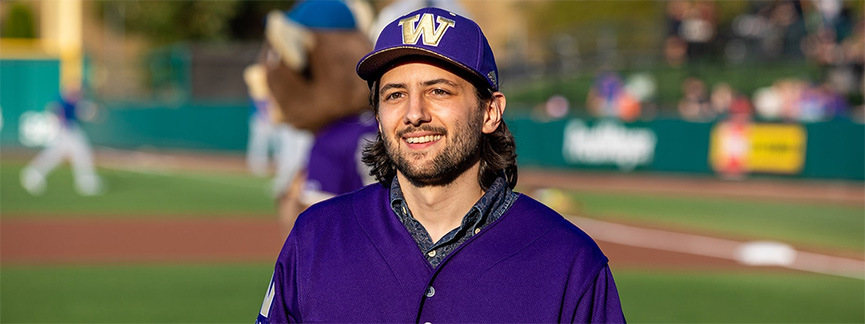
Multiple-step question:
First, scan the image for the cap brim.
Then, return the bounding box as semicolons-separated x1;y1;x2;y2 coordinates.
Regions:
357;46;488;88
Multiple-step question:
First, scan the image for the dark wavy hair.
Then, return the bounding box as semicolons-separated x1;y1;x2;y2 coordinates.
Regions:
361;80;518;190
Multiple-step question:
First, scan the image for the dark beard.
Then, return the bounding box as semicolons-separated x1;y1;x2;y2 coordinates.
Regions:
385;118;483;188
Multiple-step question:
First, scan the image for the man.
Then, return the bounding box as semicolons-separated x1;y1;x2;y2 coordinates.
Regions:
20;85;103;196
257;7;625;323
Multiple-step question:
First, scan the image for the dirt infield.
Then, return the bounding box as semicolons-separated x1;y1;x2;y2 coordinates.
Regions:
2;149;862;278
8;215;859;277
0;216;765;270
1;218;285;264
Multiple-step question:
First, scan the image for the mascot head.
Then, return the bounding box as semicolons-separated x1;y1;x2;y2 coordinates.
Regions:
258;0;374;132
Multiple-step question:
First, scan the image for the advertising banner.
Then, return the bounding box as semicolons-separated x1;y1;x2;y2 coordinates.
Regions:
509;116;861;181
709;122;807;178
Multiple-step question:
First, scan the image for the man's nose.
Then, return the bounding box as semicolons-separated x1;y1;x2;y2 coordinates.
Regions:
403;95;431;126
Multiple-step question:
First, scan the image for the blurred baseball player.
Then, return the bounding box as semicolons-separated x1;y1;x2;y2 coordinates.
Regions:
20;85;103;196
244;64;281;178
256;7;625;323
258;0;378;235
243;64;313;197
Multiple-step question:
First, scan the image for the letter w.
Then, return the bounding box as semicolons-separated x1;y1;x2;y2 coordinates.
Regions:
399;13;456;46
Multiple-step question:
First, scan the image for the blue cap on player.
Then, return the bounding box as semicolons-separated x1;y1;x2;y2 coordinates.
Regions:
356;7;498;91
286;0;357;30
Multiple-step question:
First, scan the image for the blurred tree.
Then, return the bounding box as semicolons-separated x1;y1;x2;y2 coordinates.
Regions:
96;0;295;44
525;1;665;64
528;1;662;32
2;1;37;38
713;1;751;25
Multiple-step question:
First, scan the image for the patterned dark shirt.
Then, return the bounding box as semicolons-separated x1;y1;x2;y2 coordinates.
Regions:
390;175;519;268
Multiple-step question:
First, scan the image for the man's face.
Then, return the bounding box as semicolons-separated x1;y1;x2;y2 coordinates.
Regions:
377;59;485;187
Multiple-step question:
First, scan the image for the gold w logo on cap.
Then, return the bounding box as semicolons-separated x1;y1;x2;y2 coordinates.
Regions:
399;13;456;46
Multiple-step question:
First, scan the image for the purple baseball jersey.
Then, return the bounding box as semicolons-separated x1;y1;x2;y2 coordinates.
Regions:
257;184;626;323
301;112;378;203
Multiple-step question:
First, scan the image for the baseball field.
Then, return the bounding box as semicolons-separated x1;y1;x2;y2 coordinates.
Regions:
1;149;863;323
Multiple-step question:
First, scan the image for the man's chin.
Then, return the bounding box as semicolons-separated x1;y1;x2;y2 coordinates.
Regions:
401;174;457;188
398;161;474;188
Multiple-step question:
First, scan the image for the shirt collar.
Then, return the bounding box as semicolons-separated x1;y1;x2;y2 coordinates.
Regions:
389;175;511;236
389;174;517;267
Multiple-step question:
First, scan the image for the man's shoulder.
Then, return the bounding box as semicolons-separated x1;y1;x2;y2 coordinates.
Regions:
505;195;605;255
507;194;572;230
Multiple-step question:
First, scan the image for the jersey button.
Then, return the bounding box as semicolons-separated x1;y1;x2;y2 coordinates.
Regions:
425;286;435;297
474;227;481;234
427;250;436;257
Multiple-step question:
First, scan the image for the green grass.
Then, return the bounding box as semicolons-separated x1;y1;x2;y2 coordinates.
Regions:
1;264;861;323
560;189;865;253
0;263;274;323
1;161;276;218
615;270;865;323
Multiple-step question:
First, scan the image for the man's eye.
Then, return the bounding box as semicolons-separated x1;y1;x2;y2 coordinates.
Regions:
384;92;403;101
431;89;449;96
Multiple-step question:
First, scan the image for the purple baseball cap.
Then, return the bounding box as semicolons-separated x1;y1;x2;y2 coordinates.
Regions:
356;7;498;91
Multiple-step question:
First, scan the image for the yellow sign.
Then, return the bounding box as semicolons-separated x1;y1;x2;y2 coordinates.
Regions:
710;122;806;176
748;124;807;173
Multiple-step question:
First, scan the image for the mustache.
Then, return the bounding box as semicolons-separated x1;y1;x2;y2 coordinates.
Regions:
396;125;447;138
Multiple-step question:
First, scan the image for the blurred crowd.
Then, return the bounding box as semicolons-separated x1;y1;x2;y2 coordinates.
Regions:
575;0;863;123
676;75;850;123
577;69;854;124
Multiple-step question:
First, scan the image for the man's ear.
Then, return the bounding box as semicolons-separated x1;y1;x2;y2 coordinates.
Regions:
482;92;506;134
375;111;383;133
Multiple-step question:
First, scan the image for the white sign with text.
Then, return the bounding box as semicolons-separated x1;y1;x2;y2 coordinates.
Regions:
562;119;657;171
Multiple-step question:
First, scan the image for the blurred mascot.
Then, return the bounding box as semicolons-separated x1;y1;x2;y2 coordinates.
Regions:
251;0;377;236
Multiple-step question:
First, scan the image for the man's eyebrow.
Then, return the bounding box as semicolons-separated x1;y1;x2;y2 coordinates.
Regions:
379;79;458;93
423;78;459;87
379;83;405;93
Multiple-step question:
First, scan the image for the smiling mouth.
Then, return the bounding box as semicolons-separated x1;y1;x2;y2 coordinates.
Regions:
405;135;443;144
